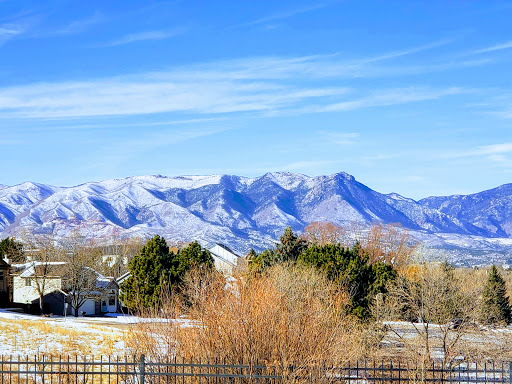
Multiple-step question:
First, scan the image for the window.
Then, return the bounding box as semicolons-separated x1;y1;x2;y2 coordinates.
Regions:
25;278;31;286
108;296;115;306
0;271;4;281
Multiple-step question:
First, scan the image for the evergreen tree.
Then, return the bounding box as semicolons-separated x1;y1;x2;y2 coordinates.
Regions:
275;227;308;262
248;227;307;273
249;249;278;273
0;237;25;263
120;238;214;310
481;265;512;325
371;262;397;296
298;242;395;319
120;235;173;309
173;241;214;283
245;248;257;261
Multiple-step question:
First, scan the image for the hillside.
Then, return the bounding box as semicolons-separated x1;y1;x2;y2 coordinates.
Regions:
1;172;512;263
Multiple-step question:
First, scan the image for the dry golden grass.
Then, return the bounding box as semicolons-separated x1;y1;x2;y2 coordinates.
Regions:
125;264;382;366
0;317;128;357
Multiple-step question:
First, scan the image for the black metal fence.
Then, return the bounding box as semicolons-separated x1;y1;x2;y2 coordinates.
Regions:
0;356;511;384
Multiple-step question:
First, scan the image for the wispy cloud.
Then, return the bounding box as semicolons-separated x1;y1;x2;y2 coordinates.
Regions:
0;51;471;119
474;40;512;54
446;143;512;168
100;28;186;47
360;38;455;64
13;116;229;134
473;143;512;155
53;12;104;36
0;17;33;45
241;1;339;27
306;87;465;113
0;24;24;36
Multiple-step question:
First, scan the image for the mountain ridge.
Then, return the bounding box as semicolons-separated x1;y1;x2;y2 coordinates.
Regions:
1;172;512;262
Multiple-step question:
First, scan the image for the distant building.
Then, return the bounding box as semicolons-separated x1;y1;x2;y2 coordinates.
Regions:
209;243;243;274
101;254;128;268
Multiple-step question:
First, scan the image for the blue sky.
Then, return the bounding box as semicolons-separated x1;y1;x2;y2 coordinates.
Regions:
1;1;512;199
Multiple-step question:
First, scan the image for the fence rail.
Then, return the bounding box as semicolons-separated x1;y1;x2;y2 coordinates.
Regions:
0;356;511;384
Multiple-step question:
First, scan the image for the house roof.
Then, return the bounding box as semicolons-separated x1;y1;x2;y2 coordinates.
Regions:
213;243;239;256
116;271;131;285
18;262;67;278
15;262;116;289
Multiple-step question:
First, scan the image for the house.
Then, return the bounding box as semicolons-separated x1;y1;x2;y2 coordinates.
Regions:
101;254;128;268
209;243;244;274
12;261;119;316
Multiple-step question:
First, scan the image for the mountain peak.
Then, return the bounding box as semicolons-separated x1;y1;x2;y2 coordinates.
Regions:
261;172;309;190
1;172;512;262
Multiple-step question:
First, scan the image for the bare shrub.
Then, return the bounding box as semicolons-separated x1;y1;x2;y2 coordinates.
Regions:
303;221;346;246
375;262;512;365
303;221;416;267
126;264;380;366
359;223;416;267
124;288;182;358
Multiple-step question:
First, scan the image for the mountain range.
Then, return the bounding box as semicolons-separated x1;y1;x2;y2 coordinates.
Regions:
1;172;512;265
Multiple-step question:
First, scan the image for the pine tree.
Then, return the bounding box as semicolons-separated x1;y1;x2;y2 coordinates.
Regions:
120;238;214;310
248;249;277;274
174;241;214;282
275;227;308;262
481;265;512;325
298;242;395;319
0;237;25;263
120;235;173;309
245;249;257;261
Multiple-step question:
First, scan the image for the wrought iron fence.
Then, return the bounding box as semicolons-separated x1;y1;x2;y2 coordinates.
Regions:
0;356;511;384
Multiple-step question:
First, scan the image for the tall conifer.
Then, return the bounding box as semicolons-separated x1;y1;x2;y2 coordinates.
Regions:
481;265;511;324
120;235;172;309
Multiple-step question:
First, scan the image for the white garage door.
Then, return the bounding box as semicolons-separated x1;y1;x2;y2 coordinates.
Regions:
80;300;96;315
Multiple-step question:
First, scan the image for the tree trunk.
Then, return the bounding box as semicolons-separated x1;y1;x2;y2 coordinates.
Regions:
39;295;44;315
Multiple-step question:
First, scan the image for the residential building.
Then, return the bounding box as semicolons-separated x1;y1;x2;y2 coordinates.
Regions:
12;261;119;316
209;243;243;274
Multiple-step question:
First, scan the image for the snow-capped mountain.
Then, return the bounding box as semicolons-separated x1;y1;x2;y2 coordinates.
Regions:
419;184;512;238
1;172;512;263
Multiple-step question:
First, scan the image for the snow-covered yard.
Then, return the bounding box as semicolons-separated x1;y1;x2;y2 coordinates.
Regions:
0;309;133;356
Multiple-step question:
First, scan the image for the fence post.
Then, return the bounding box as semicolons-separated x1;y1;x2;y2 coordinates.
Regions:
508;362;512;384
139;355;146;384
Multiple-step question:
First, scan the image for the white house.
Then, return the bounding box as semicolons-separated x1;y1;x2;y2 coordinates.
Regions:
12;261;119;316
209;243;242;274
101;254;128;268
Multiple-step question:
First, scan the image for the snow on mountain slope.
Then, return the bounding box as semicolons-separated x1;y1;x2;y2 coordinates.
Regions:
1;172;512;257
0;182;59;231
419;184;512;238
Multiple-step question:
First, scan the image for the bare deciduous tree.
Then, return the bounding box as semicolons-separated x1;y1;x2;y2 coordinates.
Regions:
303;221;346;246
359;223;416;266
377;262;479;365
61;234;101;317
22;234;66;315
